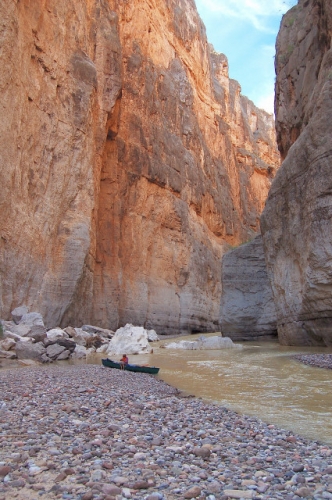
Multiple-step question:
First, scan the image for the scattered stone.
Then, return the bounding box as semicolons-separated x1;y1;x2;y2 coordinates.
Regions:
223;490;255;498
0;364;331;500
0;465;11;477
183;485;201;498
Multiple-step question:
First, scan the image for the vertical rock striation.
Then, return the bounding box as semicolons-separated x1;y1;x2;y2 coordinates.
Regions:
261;0;332;345
0;0;279;333
220;236;277;341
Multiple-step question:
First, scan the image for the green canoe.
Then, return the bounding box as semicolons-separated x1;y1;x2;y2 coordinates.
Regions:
102;358;159;374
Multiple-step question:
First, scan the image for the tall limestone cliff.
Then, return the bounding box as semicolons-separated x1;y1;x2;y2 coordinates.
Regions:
0;0;279;333
261;0;332;345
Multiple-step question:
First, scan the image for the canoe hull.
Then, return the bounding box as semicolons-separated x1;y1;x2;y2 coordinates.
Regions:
102;358;159;374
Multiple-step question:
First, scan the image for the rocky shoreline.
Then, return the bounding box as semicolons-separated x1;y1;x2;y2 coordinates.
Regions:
292;354;332;370
1;364;332;500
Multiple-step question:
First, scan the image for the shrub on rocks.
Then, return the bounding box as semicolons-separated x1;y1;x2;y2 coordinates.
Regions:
85;335;103;349
67;327;91;346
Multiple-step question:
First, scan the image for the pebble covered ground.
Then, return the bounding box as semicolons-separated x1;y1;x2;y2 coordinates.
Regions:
292;354;332;370
1;363;332;500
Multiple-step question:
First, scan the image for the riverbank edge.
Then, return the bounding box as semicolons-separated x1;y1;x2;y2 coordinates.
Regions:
1;363;332;500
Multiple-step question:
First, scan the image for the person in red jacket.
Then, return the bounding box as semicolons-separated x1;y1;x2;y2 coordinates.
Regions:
120;354;128;369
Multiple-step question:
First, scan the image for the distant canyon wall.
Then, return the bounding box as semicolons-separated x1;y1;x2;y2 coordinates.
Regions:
0;0;279;333
220;235;277;341
261;0;332;345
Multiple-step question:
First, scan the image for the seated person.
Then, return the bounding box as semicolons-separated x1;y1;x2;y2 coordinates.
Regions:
120;354;128;369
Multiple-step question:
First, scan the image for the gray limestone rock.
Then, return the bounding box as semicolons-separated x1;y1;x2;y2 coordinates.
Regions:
19;312;44;327
3;322;31;337
15;341;48;362
56;349;70;360
261;0;332;346
0;349;17;359
26;325;47;342
220;236;277;341
46;343;66;359
11;305;29;324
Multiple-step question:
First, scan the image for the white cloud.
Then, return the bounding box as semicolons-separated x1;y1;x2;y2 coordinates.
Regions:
197;0;297;32
255;92;275;114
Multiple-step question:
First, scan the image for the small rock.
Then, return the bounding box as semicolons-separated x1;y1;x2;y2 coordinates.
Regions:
0;466;11;477
183;485;201;498
294;487;312;497
193;446;211;459
293;463;305;472
223;490;254;499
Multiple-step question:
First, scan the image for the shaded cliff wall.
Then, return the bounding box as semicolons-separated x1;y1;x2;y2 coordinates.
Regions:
0;0;279;333
261;0;332;345
220;236;277;341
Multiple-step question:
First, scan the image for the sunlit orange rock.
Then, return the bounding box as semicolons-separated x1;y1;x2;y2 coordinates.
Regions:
0;0;279;333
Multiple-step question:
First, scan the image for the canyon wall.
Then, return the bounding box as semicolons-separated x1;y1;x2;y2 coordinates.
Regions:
0;0;279;333
220;236;277;341
261;0;332;345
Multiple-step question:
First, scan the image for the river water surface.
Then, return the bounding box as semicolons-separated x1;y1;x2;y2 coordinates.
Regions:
92;336;332;445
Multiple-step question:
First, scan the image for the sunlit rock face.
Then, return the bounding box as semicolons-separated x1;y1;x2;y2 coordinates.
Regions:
261;0;332;345
0;0;279;334
220;236;277;341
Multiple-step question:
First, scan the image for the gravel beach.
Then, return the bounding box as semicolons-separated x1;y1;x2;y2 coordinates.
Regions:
1;363;332;500
292;354;332;370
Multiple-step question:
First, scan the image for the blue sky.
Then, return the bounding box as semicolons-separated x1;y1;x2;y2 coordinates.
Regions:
195;0;298;114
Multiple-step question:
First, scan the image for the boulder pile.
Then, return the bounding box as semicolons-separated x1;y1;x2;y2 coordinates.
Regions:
0;306;158;363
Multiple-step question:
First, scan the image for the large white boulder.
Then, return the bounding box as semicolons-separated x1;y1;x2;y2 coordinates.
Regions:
106;324;152;355
165;335;241;350
147;329;159;342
